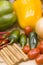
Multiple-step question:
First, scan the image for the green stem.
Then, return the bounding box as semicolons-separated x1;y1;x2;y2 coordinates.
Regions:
8;39;14;44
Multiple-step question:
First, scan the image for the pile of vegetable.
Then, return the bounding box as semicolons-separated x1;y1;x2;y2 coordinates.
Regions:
0;24;43;65
0;0;43;65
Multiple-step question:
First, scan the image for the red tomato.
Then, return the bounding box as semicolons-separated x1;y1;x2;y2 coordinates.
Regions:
24;26;32;36
40;40;43;44
36;54;43;64
23;45;30;54
39;40;43;44
37;44;43;54
28;48;40;59
37;40;43;54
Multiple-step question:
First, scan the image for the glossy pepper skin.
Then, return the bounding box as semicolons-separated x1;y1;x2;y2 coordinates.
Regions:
13;0;42;29
8;30;20;44
0;1;16;31
20;33;27;48
29;32;38;49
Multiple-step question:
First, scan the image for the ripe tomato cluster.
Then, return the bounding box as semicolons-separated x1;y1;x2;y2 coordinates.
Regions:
23;40;43;65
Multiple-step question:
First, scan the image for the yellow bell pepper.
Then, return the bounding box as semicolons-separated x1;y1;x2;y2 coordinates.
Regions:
13;0;42;29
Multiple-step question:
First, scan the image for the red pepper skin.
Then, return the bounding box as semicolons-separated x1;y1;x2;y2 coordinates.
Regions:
0;46;3;50
0;32;7;35
1;40;9;45
0;32;10;40
0;35;6;39
0;32;10;35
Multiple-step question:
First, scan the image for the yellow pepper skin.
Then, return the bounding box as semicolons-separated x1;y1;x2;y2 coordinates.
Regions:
13;0;42;29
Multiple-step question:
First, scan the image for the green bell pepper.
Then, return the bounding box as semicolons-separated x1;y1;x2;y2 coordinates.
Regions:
0;1;16;31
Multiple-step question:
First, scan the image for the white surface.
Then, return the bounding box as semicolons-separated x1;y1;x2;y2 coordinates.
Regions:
0;56;37;65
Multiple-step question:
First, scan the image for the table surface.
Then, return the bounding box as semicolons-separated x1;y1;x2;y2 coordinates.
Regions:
0;56;37;65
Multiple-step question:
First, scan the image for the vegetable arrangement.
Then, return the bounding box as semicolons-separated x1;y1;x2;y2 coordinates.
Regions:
0;0;43;65
0;27;43;65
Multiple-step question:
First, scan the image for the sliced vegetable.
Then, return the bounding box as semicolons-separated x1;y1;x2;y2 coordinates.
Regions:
23;45;30;54
20;33;27;48
36;54;43;64
8;30;20;44
24;26;32;36
29;32;38;49
28;48;40;59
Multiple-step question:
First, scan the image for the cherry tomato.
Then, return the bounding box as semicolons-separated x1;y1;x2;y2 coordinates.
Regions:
40;40;43;44
28;48;40;59
36;54;43;64
23;45;30;54
24;26;32;36
37;40;43;46
37;40;43;53
37;43;43;54
38;40;43;45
